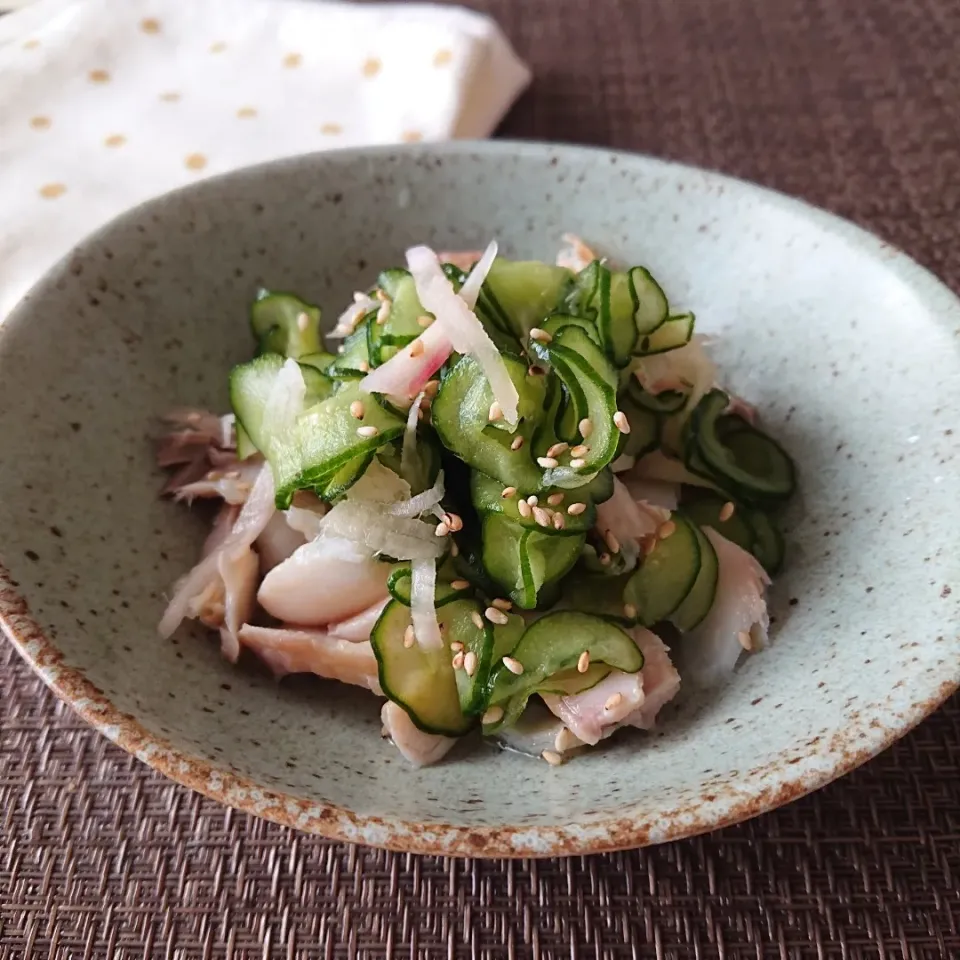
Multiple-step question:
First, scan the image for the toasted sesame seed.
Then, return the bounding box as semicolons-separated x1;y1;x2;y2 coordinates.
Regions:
599;552;612;566
502;656;524;675
296;311;310;331
510;436;524;451
547;493;565;506
613;410;630;434
450;541;460;557
409;340;424;358
450;641;464;652
569;458;587;469
424;379;441;397
623;603;638;619
719;501;736;522
403;625;416;648
374;288;389;302
552;512;566;530
470;611;485;630
356;425;379;438
547;442;569;459
434;522;450;537
485;606;510;625
482;705;504;725
555;727;579;752
419;395;432;410
526;495;539;506
488;401;503;422
533;507;552;527
501;486;517;499
567;502;587;516
537;456;559;468
358;361;370;373
464;651;478;676
579;417;594;438
738;630;754;651
443;512;463;532
577;650;590;673
417;314;433;327
604;530;621;554
349;400;365;419
541;750;563;766
492;598;512;611
527;364;545;376
451;579;470;590
452;651;465;670
376;300;391;324
658;520;677;540
604;692;624;711
517;499;532;518
570;444;589;458
529;327;553;344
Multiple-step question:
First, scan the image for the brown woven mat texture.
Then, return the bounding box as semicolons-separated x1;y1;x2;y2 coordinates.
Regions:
3;0;960;956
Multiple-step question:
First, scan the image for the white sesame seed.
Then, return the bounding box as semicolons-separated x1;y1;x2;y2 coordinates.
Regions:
409;340;424;358
502;656;524;675
488;401;503;422
356;425;379;438
547;443;569;459
547;493;565;506
451;579;470;590
598;552;612;566
375;288;389;302
567;502;587;516
529;327;552;344
738;630;754;651
658;520;677;540
450;641;464;652
552;512;566;531
555;727;579;753
452;651;465;670
424;379;441;397
492;598;513;611
485;606;510;625
510;436;524;451
541;750;563;766
579;418;593;438
570;444;590;458
604;692;624;711
296;311;310;331
482;705;504;725
501;486;517;499
443;512;463;532
464;651;478;676
470;610;485;630
376;300;391;325
577;650;590;673
434;522;450;537
417;314;433;327
526;495;539;506
517;499;532;519
570;458;587;469
349;400;365;419
403;625;416;648
533;507;552;527
719;501;736;522
613;410;630;434
537;456;559;468
337;345;345;354
623;603;638;619
604;530;621;554
353;291;368;303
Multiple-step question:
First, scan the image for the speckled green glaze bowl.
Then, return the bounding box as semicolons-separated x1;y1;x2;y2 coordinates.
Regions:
1;142;958;857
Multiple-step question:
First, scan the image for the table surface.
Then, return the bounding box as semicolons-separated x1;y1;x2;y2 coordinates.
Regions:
3;0;960;957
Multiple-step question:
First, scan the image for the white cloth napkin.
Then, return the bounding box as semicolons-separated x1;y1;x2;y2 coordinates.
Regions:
0;0;530;320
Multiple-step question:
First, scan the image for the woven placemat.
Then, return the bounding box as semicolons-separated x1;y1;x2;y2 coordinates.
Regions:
3;0;960;956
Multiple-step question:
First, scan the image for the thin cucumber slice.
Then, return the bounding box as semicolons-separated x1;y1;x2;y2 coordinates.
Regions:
681;491;755;554
371;599;473;735
557;571;636;625
579;467;615;504
486;611;643;709
625;376;688;414
627;266;669;337
432;354;546;493
445;599;496;716
479;259;573;340
537;663;612;696
669;522;719;631
636;312;695;356
603;269;640;367
251;291;324;359
387;566;473;607
490;612;525;663
616;395;661;459
470;470;596;536
314;450;374;502
297;355;336;403
541;313;602;345
328;323;372;379
690;390;796;501
744;507;786;575
623;513;701;625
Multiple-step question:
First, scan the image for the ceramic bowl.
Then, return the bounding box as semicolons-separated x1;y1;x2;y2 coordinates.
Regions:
1;142;958;857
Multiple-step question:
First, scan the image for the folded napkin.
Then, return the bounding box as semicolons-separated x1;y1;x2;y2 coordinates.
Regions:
0;0;530;319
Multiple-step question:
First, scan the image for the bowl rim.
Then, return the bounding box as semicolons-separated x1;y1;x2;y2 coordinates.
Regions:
2;139;958;857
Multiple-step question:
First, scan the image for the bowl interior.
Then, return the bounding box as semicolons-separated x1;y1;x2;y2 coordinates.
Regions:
1;143;958;855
